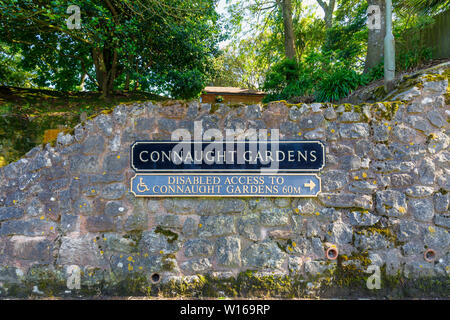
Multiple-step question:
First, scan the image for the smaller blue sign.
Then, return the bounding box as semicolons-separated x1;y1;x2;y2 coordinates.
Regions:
130;174;321;197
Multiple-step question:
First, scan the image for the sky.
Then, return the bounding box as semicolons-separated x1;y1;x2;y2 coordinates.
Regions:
215;0;324;48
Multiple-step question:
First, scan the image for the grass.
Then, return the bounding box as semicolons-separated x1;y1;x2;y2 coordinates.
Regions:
0;86;166;115
0;86;167;166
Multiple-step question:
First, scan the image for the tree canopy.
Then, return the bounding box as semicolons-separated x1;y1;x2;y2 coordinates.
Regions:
0;0;223;98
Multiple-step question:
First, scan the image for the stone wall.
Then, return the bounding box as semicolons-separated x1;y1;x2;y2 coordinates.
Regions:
0;66;449;298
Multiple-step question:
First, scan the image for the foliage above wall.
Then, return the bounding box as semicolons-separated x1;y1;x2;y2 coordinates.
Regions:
0;0;223;98
214;0;447;103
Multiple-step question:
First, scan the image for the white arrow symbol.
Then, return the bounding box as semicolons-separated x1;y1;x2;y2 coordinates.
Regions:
304;179;316;192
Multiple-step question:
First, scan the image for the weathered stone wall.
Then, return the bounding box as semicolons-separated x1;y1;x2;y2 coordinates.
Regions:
0;66;449;298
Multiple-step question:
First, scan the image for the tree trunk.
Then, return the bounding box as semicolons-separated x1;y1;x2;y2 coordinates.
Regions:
364;0;386;73
133;59;140;91
79;72;86;91
124;54;134;91
92;47;117;97
317;0;336;29
107;50;118;94
124;73;130;91
279;0;296;60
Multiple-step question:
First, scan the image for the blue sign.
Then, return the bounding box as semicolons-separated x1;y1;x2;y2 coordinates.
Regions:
130;140;325;173
130;174;321;197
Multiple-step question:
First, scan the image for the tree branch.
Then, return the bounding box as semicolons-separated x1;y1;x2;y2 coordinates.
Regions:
316;0;327;11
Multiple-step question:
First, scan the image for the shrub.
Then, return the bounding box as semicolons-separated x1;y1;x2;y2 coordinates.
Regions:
396;47;432;71
167;68;206;100
315;66;365;102
262;59;314;102
365;62;385;82
263;59;299;91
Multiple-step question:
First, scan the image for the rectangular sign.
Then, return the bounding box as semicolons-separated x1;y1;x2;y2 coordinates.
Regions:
130;174;321;197
131;140;325;173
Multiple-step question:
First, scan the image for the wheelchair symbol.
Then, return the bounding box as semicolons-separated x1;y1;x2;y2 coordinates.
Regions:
136;178;150;193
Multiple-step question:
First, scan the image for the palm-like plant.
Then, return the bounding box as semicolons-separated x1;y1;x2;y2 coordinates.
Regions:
396;0;450;14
